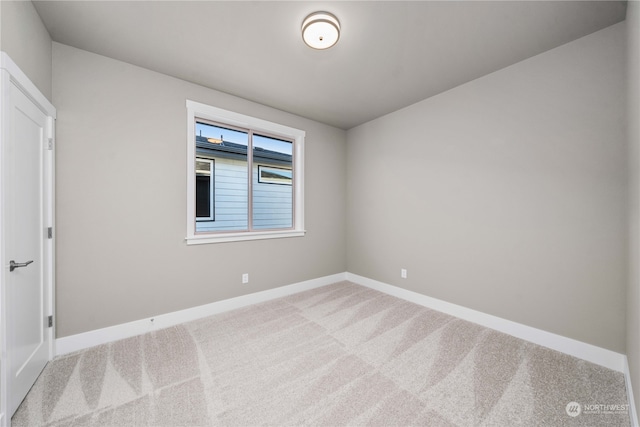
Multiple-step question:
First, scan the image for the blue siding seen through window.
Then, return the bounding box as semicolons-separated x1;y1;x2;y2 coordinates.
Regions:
195;121;293;233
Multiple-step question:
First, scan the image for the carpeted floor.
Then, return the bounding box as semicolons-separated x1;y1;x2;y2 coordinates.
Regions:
12;281;631;426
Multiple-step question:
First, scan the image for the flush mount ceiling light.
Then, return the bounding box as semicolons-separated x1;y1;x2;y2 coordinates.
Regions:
302;12;340;50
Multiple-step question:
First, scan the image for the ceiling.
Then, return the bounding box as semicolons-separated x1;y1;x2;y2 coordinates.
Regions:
33;1;627;130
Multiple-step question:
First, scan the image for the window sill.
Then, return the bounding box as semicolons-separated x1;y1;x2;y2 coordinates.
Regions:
186;229;306;245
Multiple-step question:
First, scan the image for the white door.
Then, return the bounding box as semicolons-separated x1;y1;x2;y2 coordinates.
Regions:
5;79;52;417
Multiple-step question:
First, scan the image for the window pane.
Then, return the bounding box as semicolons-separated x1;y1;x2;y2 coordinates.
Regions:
195;122;248;232
196;175;211;218
195;160;213;220
252;134;293;230
195;160;211;175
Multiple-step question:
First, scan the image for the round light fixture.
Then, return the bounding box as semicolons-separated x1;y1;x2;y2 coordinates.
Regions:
302;12;340;50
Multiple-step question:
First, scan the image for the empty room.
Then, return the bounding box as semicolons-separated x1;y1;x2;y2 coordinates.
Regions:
1;0;639;425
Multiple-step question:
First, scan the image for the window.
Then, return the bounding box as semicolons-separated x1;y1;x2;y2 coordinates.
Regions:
186;100;305;244
195;159;214;221
258;166;292;185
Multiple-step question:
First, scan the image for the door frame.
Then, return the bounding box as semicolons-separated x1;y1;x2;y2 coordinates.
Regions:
0;52;56;426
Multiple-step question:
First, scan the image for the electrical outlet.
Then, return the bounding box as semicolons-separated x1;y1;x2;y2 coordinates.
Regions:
242;273;249;284
401;269;407;279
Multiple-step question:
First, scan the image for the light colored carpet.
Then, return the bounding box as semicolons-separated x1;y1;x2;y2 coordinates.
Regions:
12;281;631;426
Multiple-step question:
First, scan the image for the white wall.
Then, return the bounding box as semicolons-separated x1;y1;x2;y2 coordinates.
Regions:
627;0;640;416
52;43;347;337
347;22;627;353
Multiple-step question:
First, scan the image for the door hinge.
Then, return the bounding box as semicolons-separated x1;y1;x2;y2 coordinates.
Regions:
48;315;53;328
47;227;53;239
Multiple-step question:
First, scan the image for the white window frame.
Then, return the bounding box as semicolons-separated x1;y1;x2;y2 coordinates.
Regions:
186;100;305;245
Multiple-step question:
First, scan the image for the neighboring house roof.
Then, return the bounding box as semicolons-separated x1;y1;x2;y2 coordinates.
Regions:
195;135;292;167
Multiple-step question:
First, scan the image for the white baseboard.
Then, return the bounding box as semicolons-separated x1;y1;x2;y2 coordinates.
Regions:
57;270;627;377
625;356;640;427
55;272;347;356
346;273;626;373
55;271;636;418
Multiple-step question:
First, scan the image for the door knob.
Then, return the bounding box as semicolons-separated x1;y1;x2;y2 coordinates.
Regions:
10;260;33;272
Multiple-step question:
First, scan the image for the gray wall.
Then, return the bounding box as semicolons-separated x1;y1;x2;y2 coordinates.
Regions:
52;43;347;337
15;0;634;387
627;0;640;416
0;0;52;100
2;0;636;415
347;23;627;353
